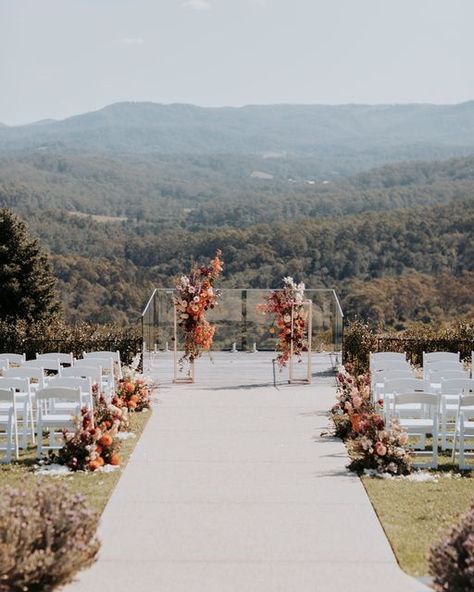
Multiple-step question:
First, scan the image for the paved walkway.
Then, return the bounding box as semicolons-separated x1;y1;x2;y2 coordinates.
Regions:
68;353;429;592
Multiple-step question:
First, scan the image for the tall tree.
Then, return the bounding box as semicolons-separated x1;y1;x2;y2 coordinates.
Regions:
0;208;61;322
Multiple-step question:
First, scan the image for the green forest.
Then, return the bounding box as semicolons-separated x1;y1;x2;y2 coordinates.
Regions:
0;102;474;329
0;103;473;328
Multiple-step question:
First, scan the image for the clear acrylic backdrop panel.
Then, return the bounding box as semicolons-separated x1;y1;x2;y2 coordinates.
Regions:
142;288;343;354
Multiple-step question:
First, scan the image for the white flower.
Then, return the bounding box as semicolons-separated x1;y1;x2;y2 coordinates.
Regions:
188;286;196;294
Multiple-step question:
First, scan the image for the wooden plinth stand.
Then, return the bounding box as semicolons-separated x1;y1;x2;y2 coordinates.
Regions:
288;299;312;384
172;306;195;384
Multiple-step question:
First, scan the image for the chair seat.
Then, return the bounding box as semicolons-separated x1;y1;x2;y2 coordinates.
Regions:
399;418;433;431
39;414;75;424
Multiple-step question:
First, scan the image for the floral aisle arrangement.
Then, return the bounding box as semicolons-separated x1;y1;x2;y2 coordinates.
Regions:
52;408;121;472
93;391;130;433
330;364;412;475
330;364;373;439
258;276;308;368
114;371;152;411
173;250;223;367
347;414;412;475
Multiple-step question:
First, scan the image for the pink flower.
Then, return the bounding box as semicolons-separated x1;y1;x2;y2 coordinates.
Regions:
375;442;387;456
352;395;362;409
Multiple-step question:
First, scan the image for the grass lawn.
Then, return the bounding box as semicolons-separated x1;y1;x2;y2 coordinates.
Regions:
362;453;474;577
0;410;150;513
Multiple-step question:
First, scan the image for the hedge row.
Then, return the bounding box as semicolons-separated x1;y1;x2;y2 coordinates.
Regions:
343;319;474;374
0;319;142;365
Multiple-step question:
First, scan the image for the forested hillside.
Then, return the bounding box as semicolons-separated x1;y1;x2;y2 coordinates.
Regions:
1;102;473;328
2;101;474;175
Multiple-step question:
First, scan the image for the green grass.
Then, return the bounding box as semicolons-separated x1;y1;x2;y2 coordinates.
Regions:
0;410;150;513
362;451;474;577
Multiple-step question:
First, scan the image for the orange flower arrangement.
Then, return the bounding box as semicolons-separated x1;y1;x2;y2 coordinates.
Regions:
174;250;223;368
51;407;121;472
114;373;152;411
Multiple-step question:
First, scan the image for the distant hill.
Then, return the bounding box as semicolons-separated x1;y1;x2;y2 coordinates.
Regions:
1;102;474;171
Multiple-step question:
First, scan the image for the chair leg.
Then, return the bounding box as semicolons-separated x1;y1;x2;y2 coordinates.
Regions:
459;431;465;470
36;422;42;457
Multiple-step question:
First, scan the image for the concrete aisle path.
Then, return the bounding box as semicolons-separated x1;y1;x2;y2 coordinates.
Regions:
68;353;429;592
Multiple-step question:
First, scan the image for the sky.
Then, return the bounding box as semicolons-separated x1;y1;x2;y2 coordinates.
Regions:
0;0;473;125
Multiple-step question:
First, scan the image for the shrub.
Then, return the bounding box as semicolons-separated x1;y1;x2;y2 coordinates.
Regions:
0;318;141;365
429;501;474;591
343;320;377;375
0;483;100;591
343;319;474;373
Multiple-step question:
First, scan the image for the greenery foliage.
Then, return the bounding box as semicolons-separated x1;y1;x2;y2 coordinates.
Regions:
0;483;99;592
344;319;474;372
0;318;141;365
0;208;60;323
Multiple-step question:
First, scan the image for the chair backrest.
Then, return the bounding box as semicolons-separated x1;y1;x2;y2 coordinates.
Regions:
0;353;26;365
372;359;411;373
84;350;121;363
384;378;425;394
74;358;113;378
23;359;61;372
3;367;45;387
36;352;73;365
423;351;460;364
0;377;30;393
432;370;469;383
60;366;102;385
441;378;474;395
35;387;82;403
47;376;92;394
393;391;439;407
83;350;122;378
370;352;406;360
382;370;414;381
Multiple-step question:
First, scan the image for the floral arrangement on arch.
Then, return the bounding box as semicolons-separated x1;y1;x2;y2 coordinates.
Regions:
258;276;308;368
174;250;223;367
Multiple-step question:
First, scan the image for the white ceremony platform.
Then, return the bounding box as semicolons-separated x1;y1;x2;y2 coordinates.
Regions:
67;352;429;592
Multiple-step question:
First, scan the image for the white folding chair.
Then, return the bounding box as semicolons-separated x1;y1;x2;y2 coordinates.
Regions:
0;377;35;449
423;351;460;365
83;350;122;379
23;359;62;374
440;379;474;450
47;376;93;412
391;391;440;469
35;387;82;456
452;394;474;470
0;388;17;462
0;353;26;366
36;352;74;366
381;377;426;420
3;366;46;390
74;359;114;391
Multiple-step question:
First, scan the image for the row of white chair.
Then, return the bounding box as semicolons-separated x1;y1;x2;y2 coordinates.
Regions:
386;390;474;470
0;386;82;461
0;350;123;461
0;350;122;379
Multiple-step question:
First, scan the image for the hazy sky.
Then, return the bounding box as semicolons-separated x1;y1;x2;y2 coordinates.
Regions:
1;0;473;125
